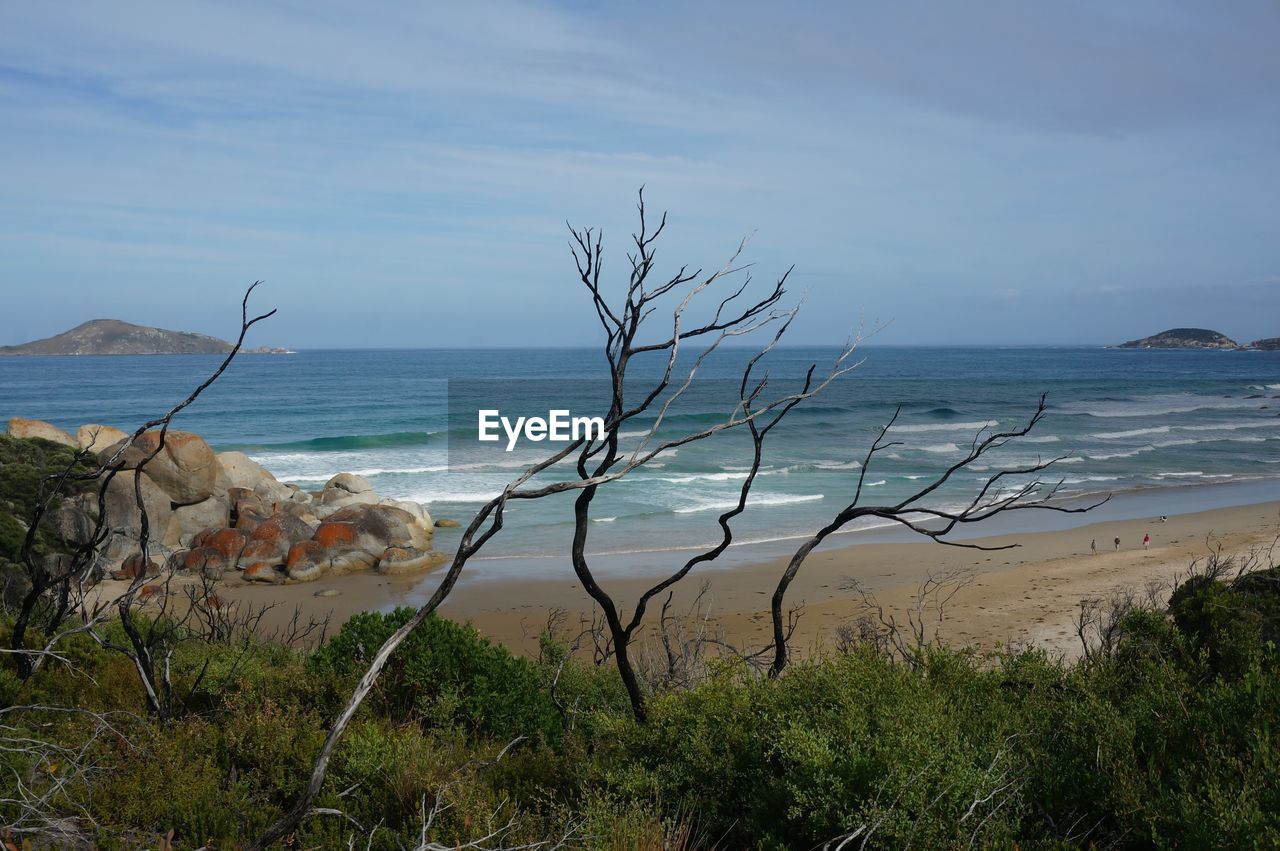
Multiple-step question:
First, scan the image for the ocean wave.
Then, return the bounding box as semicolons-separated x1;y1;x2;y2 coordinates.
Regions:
653;471;750;484
1062;394;1268;418
919;442;961;453
1088;447;1155;461
865;480;887;487
281;464;449;482
814;459;862;470
592;516;617;522
1093;426;1169;440
232;430;442;452
673;493;824;514
410;489;505;504
891;419;999;433
1179;421;1279;432
1020;435;1061;443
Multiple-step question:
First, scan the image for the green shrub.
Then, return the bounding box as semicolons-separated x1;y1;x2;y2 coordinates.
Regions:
310;608;561;743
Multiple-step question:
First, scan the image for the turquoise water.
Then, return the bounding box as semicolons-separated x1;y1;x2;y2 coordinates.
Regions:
3;346;1279;560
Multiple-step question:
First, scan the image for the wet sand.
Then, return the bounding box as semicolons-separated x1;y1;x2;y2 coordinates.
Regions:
210;497;1280;660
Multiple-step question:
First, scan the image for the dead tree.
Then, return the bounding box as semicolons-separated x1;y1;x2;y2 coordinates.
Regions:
9;284;275;706
840;567;977;665
253;194;855;848
557;197;858;721
768;397;1108;677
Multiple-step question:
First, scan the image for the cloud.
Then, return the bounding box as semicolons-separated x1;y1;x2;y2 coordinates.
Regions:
0;1;1277;347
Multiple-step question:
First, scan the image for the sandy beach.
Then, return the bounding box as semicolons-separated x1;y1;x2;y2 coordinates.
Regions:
206;493;1280;660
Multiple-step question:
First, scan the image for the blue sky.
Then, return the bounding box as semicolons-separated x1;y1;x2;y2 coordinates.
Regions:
1;1;1277;348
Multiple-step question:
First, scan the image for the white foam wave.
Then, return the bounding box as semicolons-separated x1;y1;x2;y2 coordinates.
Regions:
673;493;824;514
891;420;999;433
815;460;862;470
919;442;961;453
411;489;505;504
655;471;749;484
1179;421;1278;432
1021;435;1061;443
592;516;617;523
1063;393;1266;418
1088;447;1154;461
1093;426;1169;440
866;480;888;487
284;465;448;482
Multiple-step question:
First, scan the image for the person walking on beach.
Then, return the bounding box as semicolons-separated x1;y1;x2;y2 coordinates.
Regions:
1143;533;1150;550
1091;539;1097;555
1114;536;1121;551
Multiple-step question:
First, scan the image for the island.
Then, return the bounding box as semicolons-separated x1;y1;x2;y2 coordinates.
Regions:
1116;327;1241;350
1251;337;1280;351
0;319;288;356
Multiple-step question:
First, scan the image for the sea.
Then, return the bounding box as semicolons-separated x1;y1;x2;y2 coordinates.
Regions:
3;347;1279;572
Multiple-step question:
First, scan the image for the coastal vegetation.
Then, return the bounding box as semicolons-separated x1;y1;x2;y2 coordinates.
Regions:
2;483;1277;847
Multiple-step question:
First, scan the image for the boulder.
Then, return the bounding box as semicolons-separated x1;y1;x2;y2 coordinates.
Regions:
328;550;379;574
102;471;173;544
285;540;326;582
77;423;129;453
205;528;249;568
44;493;97;547
249;512;314;559
317;473;378;512
107;430;219;505
163;495;230;548
239;538;285;568
234;506;270;534
7;417;76;448
177;546;228;579
378;546;449;575
111;552;159;581
325;503;431;551
434;518;461;528
277;500;321;529
383;499;432;529
317;489;378;513
215;451;276;490
253;478;298;513
242;562;284;584
324;472;372;495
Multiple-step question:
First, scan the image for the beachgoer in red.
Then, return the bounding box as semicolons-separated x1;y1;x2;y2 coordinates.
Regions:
1143;533;1150;549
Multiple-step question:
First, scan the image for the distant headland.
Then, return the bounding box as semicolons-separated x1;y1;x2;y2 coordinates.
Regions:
0;319;288;356
1114;327;1278;351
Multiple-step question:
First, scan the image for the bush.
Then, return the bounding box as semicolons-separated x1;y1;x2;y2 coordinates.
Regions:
310;608;561;743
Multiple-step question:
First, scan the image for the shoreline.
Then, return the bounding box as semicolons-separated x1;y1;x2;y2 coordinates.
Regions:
214;483;1280;660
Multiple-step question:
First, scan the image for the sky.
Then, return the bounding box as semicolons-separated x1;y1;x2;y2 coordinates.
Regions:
1;1;1277;349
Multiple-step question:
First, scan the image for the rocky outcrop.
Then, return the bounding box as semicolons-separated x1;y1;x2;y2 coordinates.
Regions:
215;451;276;490
77;424;129;452
164;495;231;548
102;470;174;546
1116;328;1241;350
5;417;442;584
107;430;220;505
278;503;436;582
7;417;77;448
1251;337;1280;351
